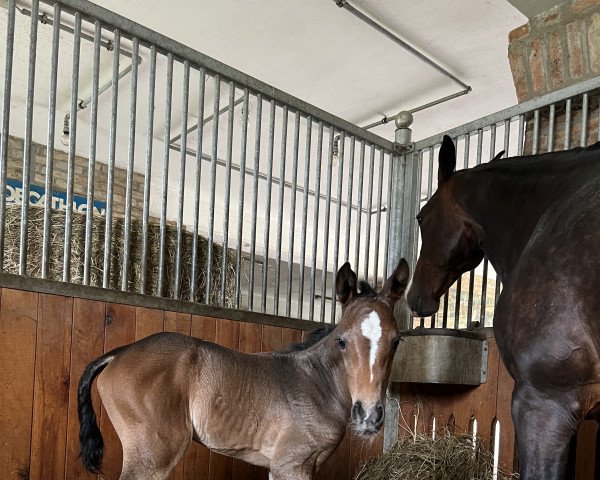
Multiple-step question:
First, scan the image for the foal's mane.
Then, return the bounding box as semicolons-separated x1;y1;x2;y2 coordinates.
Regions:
287;280;376;351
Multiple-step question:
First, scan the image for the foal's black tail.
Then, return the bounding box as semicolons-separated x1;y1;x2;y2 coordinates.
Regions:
78;353;113;474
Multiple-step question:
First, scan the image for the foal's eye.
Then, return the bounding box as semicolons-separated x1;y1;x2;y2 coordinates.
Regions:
337;338;346;351
416;215;423;225
392;337;401;351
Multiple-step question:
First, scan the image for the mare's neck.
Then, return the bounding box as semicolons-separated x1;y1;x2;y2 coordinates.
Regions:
456;154;597;281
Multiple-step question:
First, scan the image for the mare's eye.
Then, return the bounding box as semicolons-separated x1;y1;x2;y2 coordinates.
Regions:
392;337;401;351
337;338;346;351
416;215;423;225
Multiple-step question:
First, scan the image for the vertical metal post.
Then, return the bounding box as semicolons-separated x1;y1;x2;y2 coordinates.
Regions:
83;21;101;286
20;0;40;276
285;111;301;317
0;0;16;271
157;53;173;296
220;81;236;306
121;38;140;292
363;145;376;282
173;61;190;299
344;136;356;263
206;74;221;304
102;30;121;288
274;106;288;315
564;98;572;150
235;88;250;309
320;126;335;322
532;109;540;155
480;124;496;327
248;94;262;310
309;122;324;322
261;100;276;313
140;46;157;294
190;68;206;302
455;134;470;328
41;2;61;279
382;152;393;280
517;114;525;156
580;93;588;147
547;104;555;152
330;131;346;323
63;12;81;282
297;117;312;319
353;141;366;275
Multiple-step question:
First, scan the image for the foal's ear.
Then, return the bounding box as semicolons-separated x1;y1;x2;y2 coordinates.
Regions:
438;135;456;186
336;262;358;306
381;258;410;304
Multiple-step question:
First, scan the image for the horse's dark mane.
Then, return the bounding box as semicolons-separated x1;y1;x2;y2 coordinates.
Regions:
357;281;376;298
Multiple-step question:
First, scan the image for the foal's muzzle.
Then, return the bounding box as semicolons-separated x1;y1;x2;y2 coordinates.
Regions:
352;400;384;435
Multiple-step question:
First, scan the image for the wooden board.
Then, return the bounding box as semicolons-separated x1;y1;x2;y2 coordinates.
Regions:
29;294;74;480
0;289;38;480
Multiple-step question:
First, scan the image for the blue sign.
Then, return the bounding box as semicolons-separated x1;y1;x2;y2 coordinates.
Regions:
5;178;107;215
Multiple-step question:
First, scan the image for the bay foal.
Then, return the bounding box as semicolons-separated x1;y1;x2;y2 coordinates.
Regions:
79;259;408;479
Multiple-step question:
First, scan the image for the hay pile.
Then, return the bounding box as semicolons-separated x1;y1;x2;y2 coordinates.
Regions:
3;205;240;306
355;432;518;480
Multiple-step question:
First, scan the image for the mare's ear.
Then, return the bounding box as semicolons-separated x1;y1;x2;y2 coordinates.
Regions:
336;262;358;306
381;258;410;304
438;135;456;186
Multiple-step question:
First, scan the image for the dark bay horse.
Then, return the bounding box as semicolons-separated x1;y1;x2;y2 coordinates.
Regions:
79;260;409;480
407;135;600;479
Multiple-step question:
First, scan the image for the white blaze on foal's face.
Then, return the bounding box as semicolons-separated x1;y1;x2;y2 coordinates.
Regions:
360;311;382;382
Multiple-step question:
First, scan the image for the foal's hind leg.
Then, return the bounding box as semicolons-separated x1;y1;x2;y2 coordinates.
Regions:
512;384;580;480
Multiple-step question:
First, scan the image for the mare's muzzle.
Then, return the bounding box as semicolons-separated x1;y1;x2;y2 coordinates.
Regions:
352;400;384;435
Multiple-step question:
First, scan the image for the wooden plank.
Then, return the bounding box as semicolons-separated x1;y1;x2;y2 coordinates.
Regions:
232;322;263;480
99;303;136;480
209;319;240;480
164;311;192;480
29;294;74;480
65;299;106;480
0;289;39;480
575;420;598;479
135;306;164;340
281;327;302;350
185;316;218;480
261;325;283;352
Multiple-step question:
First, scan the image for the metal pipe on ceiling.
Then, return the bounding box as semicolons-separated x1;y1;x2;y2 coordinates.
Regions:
334;0;472;129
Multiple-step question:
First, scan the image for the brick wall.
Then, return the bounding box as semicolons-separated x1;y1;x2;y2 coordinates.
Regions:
5;134;145;217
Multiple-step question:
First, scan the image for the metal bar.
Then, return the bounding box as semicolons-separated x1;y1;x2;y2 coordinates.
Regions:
274;106;288;315
173;60;190;299
102;29;120;288
547;104;555;152
206;74;221;304
383;153;393;279
248;94;262;310
564;98;572;150
455;134;470;328
261;100;276;313
372;150;385;288
320;126;335;322
517;114;525;156
47;0;394;150
309;122;324;321
285;111;301;317
62;11;81;282
19;0;40;276
121;37;140;292
426;146;434;200
442;292;449;328
220;81;236;306
235;88;250;309
140;46;157;294
189;68;206;302
363;145;376;282
41;2;60;279
344;137;356;262
330;131;346;323
337;1;470;91
297;117;313;319
532;109;540;155
83;21;101;286
354;141;366;276
413;77;600;151
156;53;173;296
580;93;588;147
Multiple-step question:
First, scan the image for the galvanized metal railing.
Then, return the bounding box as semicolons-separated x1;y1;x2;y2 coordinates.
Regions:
402;76;600;330
0;0;397;323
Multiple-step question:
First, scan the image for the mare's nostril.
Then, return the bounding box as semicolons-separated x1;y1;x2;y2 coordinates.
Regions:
375;403;383;421
352;401;365;423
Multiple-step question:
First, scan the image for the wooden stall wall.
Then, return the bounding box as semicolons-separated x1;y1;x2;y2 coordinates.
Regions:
0;288;382;480
394;337;598;479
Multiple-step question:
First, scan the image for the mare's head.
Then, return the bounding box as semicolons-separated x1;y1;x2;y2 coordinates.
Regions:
407;135;485;317
334;259;409;436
